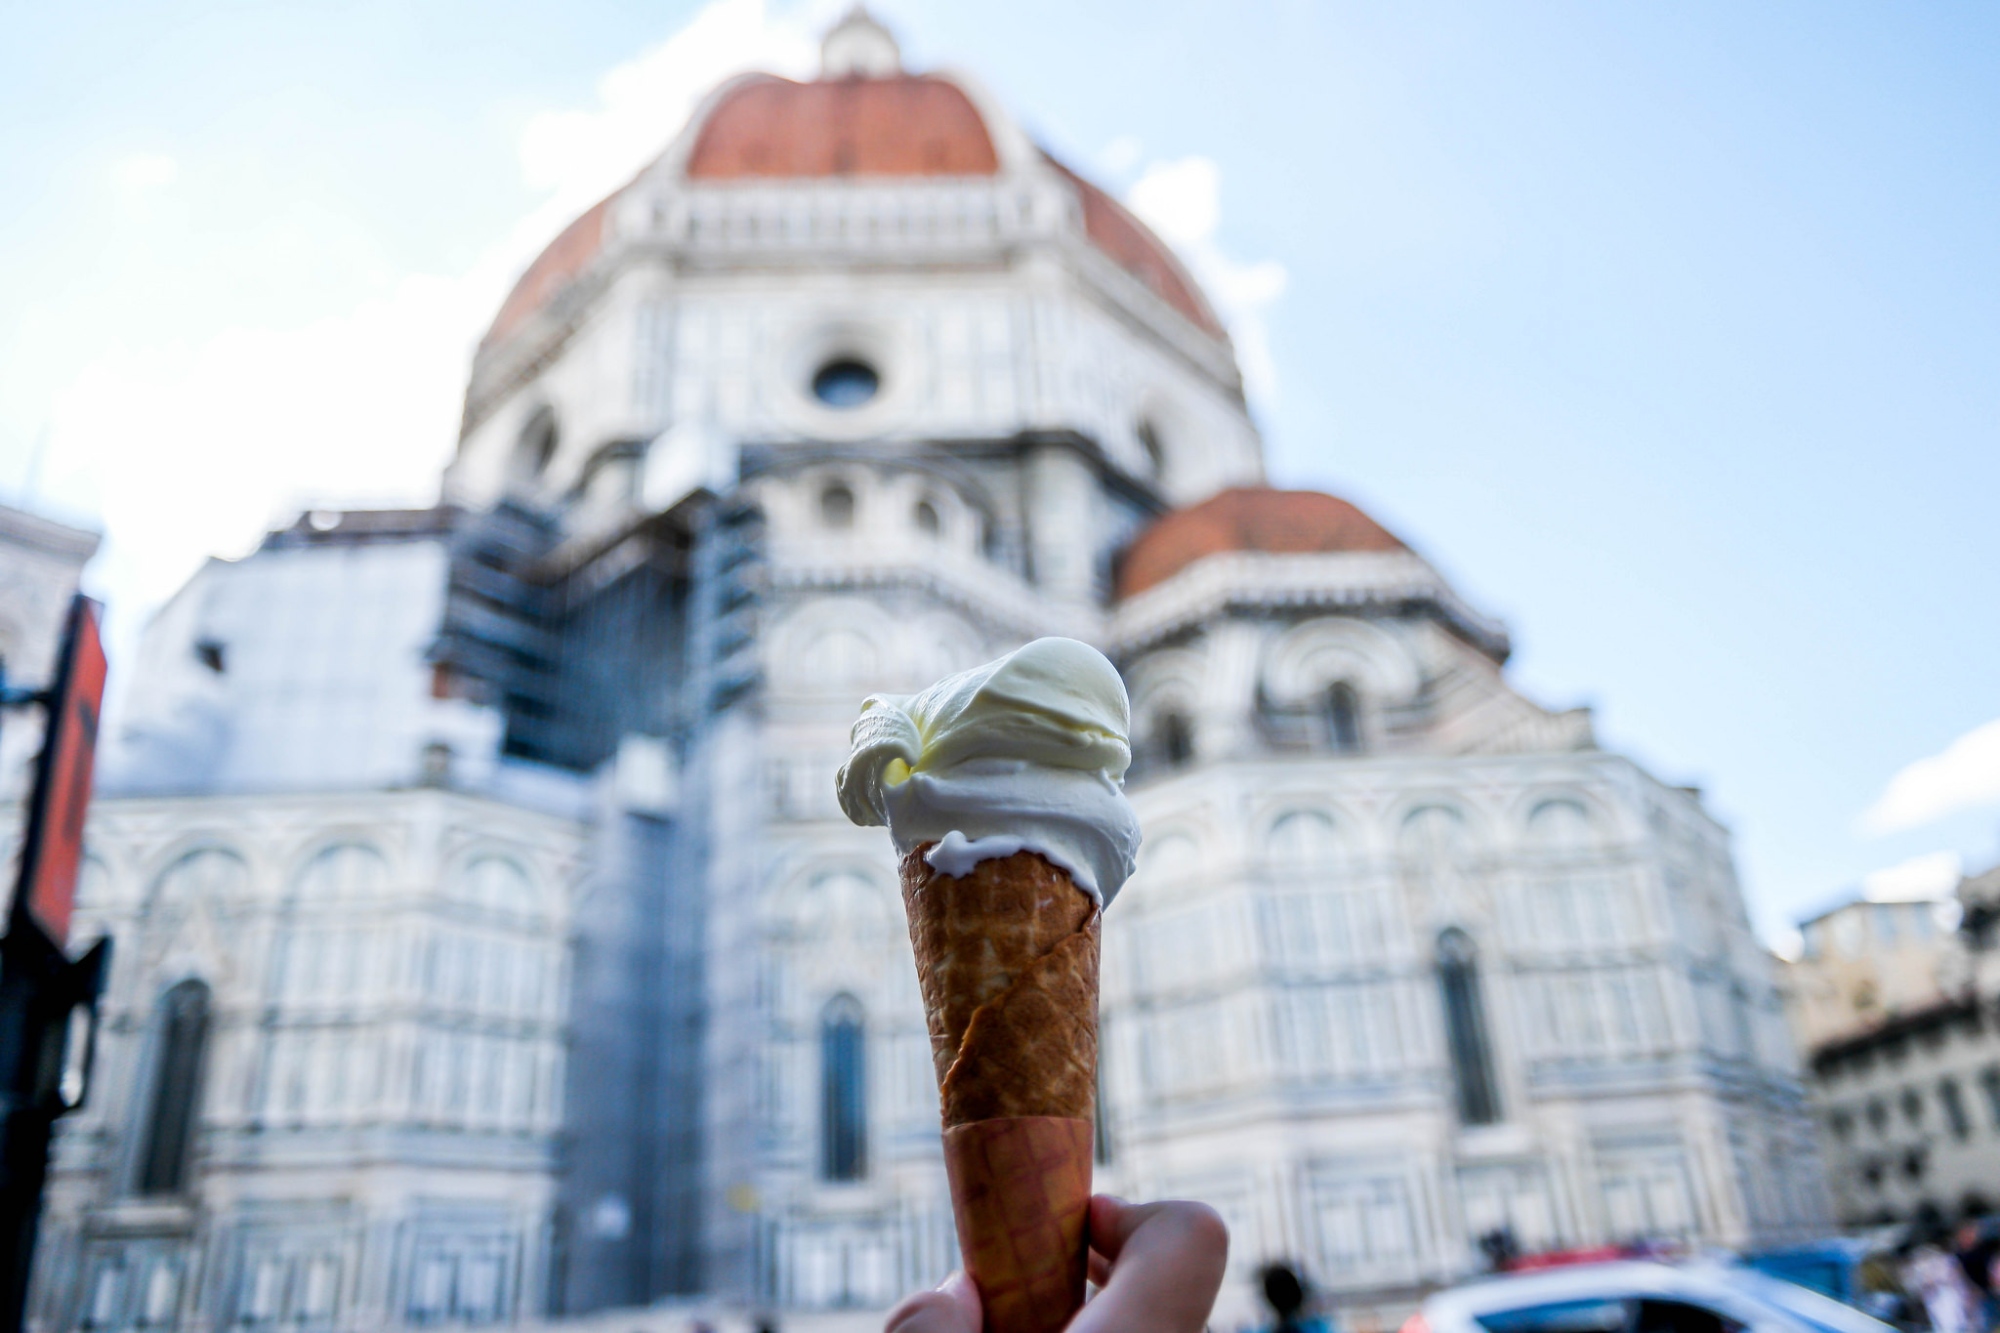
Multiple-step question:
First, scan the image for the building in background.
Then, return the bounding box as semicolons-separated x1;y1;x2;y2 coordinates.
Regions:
30;12;1825;1330
1106;492;1823;1322
1798;863;2000;1226
1783;889;1965;1054
32;510;593;1331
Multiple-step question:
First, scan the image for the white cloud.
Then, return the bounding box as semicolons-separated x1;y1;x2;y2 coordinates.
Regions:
1125;155;1289;403
1862;849;1963;902
518;0;815;228
1128;157;1219;246
1862;717;2000;834
44;273;486;705
109;153;178;193
1096;135;1144;178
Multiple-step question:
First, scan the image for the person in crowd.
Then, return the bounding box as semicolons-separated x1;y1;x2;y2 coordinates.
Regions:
885;1196;1229;1333
1259;1262;1334;1333
1953;1209;2000;1333
1903;1227;1983;1333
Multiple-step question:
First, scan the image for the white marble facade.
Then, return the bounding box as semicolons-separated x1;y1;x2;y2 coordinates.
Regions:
30;13;1825;1330
32;789;581;1331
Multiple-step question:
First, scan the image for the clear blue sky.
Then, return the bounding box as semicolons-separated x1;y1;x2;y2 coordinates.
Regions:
2;0;1995;942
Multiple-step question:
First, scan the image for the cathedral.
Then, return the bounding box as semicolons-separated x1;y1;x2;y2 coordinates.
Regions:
28;13;1825;1331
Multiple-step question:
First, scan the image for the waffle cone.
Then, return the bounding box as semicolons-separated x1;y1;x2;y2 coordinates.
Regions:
943;1116;1094;1333
899;846;1100;1125
901;846;1100;1332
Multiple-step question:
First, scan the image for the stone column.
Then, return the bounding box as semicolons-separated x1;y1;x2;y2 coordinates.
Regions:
1022;442;1099;607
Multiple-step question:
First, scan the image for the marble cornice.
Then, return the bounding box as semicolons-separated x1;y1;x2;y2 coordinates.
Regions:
766;546;1100;644
0;503;100;561
1110;549;1512;660
464;171;1243;434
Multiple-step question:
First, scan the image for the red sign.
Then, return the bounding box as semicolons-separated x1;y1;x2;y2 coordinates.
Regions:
14;596;106;947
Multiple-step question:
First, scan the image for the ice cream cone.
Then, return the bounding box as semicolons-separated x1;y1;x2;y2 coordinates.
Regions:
901;844;1099;1333
837;640;1140;1333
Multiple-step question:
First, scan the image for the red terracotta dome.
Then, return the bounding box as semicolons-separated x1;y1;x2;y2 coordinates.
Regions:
1116;488;1407;599
479;65;1223;347
1041;154;1222;338
483;195;616;348
686;74;999;178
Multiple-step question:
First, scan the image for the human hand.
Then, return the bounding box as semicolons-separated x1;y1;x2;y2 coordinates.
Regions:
883;1195;1229;1333
884;1269;982;1333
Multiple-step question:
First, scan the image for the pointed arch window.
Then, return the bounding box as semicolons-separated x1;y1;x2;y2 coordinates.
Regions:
1436;930;1500;1127
820;994;867;1181
135;979;211;1195
1326;682;1362;754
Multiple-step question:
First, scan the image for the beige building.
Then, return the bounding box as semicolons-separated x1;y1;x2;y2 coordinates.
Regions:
1784;892;1965;1053
1791;864;2000;1224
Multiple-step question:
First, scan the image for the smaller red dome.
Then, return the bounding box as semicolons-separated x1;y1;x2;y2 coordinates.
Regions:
1117;488;1407;599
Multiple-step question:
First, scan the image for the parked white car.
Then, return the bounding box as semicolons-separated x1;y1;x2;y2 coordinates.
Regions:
1404;1261;1895;1333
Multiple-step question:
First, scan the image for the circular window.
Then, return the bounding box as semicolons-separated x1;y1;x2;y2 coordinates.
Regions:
812;359;880;409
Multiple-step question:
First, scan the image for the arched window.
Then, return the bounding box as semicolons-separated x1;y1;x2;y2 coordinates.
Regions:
1136;420;1166;478
913;499;940;536
1326;682;1362;753
1526;800;1597;855
1155;711;1194;768
296;843;388;905
1267;810;1340;869
135;980;211;1195
820;994;867;1181
151;848;250;915
819;483;856;529
791;873;893;949
801;629;879;690
514;407;559;479
1400;806;1470;870
456;855;537;918
1436;930;1500;1127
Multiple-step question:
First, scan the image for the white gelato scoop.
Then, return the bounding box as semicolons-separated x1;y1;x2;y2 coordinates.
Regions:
836;637;1142;906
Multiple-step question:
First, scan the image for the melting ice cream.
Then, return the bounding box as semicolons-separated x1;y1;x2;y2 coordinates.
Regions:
835;637;1142;905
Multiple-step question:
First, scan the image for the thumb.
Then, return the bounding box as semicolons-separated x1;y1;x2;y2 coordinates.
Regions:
885;1270;982;1333
1074;1196;1228;1333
